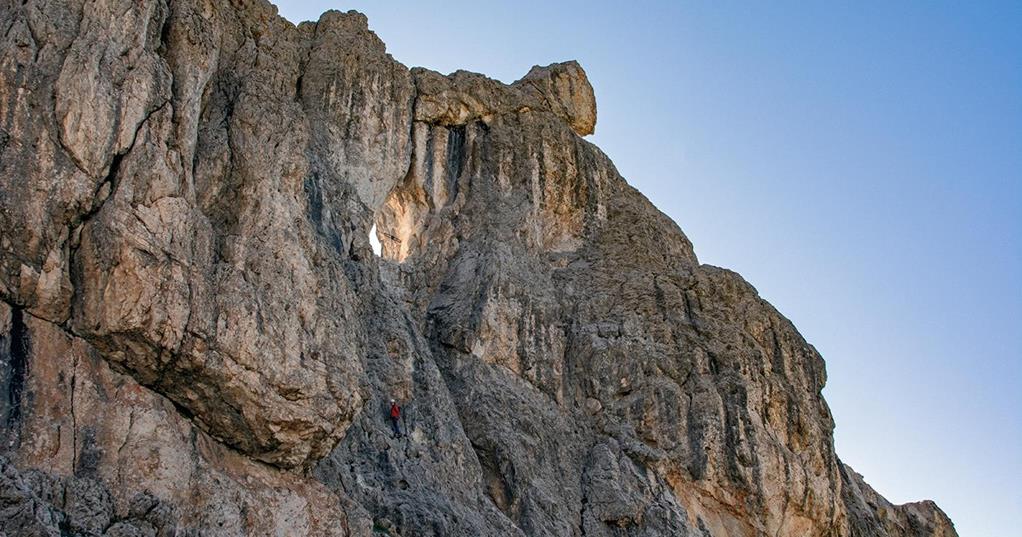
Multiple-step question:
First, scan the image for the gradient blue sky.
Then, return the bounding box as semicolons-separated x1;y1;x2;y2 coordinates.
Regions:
276;2;1021;535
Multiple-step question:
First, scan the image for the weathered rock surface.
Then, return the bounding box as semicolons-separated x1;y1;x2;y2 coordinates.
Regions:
1;302;370;536
413;61;596;137
1;0;419;470
0;0;956;536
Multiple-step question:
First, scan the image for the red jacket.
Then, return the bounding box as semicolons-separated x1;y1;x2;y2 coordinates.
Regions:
390;404;400;419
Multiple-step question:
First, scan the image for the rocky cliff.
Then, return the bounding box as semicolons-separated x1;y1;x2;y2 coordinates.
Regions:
0;1;957;536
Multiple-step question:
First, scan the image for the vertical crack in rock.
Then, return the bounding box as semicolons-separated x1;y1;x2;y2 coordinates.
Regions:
70;347;79;473
446;125;466;191
66;99;171;272
4;307;29;430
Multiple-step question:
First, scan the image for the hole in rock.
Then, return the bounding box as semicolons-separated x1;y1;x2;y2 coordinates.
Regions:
375;125;466;263
369;222;382;257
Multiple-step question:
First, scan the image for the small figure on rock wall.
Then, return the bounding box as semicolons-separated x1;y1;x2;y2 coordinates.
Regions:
389;399;401;438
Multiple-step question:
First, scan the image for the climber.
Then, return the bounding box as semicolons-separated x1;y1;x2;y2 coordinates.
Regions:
389;399;401;437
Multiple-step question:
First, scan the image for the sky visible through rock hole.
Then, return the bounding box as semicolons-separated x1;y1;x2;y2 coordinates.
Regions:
275;2;1022;536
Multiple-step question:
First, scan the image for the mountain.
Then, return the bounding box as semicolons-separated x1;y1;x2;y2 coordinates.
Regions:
0;2;955;536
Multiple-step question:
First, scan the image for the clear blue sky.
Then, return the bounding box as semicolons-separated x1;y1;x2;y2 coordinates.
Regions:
275;2;1021;535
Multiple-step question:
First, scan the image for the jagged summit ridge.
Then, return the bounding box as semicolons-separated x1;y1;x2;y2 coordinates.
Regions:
0;2;955;536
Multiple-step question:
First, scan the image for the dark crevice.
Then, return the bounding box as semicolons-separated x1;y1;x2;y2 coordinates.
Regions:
445;125;466;193
770;326;786;376
423;125;435;195
303;171;345;254
682;290;698;330
70;349;78;472
5;307;29;428
579;483;589;537
156;3;173;56
88;149;122;219
707;351;720;376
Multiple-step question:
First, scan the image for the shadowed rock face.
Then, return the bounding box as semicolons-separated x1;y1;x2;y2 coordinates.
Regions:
0;1;956;536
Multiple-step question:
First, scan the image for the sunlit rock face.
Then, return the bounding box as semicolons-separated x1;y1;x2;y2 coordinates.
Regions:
0;1;955;536
1;0;416;471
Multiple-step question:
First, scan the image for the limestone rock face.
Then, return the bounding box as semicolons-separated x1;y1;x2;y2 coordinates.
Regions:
2;0;416;470
0;1;956;536
0;302;370;536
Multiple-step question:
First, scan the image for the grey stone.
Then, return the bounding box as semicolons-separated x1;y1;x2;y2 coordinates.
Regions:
0;457;62;537
104;521;157;537
63;476;114;536
127;492;176;537
0;1;957;536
